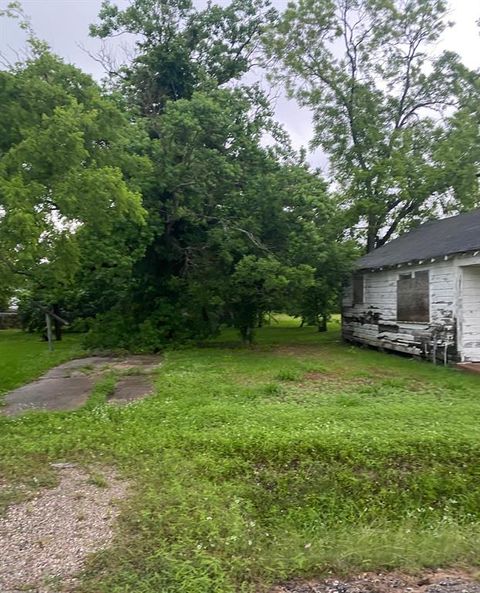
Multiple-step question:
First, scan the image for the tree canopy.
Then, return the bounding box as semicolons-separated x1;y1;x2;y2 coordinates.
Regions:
265;0;479;251
0;0;478;345
0;48;149;327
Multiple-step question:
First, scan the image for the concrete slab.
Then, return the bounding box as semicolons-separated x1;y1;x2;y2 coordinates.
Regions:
109;375;154;404
42;357;115;379
2;355;161;416
105;355;161;374
3;376;93;415
456;362;480;374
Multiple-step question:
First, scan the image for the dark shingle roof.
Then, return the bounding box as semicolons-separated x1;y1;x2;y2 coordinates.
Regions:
357;209;480;270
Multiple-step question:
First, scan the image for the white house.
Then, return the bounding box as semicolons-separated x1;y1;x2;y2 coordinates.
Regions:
342;209;480;364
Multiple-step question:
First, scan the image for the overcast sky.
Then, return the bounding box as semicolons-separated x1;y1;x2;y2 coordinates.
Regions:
1;0;479;170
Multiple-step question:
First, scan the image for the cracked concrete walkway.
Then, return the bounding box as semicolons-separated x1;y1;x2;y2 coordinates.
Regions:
2;355;161;416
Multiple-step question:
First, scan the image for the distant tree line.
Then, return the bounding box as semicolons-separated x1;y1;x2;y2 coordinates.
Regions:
0;0;478;348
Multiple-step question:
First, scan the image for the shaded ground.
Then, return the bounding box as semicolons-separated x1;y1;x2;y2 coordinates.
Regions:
0;464;128;593
2;355;161;415
272;571;480;593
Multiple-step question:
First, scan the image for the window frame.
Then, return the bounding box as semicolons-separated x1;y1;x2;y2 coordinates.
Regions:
353;273;365;305
396;269;430;323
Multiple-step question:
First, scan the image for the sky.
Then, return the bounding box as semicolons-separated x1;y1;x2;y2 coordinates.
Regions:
0;0;479;170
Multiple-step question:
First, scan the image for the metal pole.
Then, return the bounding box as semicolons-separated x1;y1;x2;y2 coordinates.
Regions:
45;312;54;352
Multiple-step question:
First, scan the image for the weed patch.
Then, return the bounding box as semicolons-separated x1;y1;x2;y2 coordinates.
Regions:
276;369;303;382
83;374;117;410
1;321;480;591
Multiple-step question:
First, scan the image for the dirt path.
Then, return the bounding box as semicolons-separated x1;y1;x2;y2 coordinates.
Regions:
2;355;161;415
272;570;480;593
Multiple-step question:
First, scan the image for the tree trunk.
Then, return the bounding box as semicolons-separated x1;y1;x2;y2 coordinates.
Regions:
317;314;327;333
366;214;378;253
53;304;62;341
240;325;255;345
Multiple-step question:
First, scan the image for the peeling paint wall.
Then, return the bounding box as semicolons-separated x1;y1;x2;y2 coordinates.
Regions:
459;264;480;362
342;253;480;363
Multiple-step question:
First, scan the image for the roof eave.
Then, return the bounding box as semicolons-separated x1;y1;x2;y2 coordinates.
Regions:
356;249;480;273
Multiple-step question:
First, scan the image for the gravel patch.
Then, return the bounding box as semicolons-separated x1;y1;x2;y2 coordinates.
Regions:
0;464;128;593
271;570;480;593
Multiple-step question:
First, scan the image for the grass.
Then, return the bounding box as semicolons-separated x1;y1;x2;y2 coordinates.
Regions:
83;373;117;410
1;317;480;592
0;330;84;395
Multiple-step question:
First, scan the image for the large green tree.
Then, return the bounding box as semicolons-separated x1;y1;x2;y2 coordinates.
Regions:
90;0;275;116
85;82;344;348
266;0;476;251
2;0;354;347
0;44;149;333
83;0;346;348
434;70;480;209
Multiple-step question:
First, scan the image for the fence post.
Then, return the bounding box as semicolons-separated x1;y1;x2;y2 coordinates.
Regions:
45;312;54;352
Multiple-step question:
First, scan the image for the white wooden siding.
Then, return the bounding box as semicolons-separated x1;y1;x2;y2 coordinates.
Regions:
343;252;480;363
460;265;480;362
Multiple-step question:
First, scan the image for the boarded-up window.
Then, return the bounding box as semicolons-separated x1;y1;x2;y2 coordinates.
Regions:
397;270;430;322
353;274;364;304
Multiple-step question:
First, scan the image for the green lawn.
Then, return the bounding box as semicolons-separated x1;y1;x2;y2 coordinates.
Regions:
1;319;480;592
0;330;84;395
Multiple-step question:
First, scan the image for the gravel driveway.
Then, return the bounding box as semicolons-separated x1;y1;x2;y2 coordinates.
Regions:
0;464;128;593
